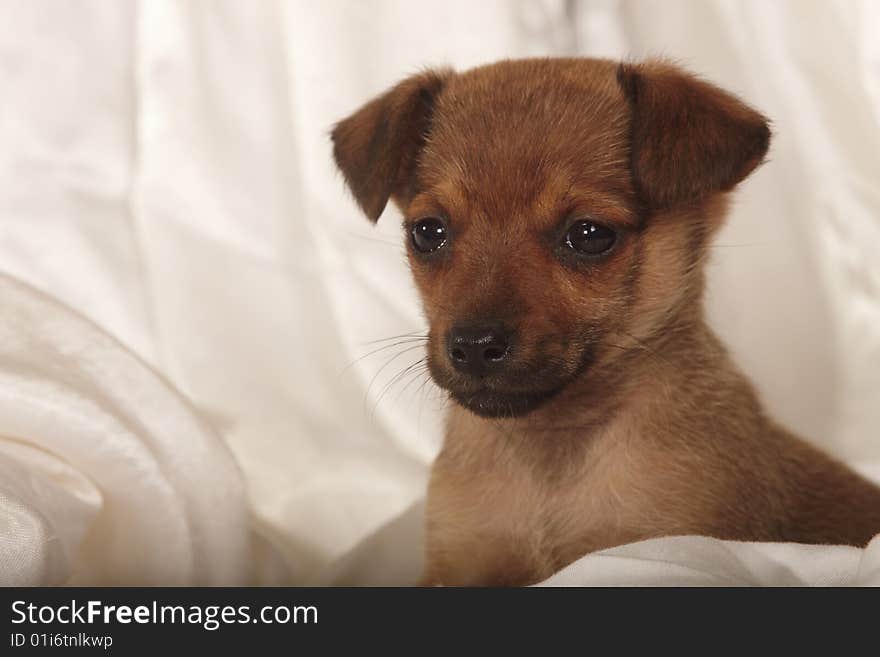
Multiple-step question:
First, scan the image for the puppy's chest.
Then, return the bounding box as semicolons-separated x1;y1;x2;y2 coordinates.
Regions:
429;420;652;584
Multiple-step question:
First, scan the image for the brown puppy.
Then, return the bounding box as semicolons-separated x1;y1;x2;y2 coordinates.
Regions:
332;58;880;586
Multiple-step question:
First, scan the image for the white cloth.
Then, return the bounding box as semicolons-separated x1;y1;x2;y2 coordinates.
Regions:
0;0;878;585
540;534;880;586
0;275;250;585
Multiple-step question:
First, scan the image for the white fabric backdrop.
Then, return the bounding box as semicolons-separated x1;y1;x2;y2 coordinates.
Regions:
0;0;878;585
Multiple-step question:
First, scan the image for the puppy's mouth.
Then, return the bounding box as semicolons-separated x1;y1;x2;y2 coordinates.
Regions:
428;344;595;418
449;386;565;418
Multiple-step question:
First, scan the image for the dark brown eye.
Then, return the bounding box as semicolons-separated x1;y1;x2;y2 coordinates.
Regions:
564;221;616;255
411;217;448;253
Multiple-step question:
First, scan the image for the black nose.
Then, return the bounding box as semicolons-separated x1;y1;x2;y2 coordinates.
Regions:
447;324;511;377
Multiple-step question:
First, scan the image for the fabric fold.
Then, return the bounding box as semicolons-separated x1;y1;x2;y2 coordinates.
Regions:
0;274;251;585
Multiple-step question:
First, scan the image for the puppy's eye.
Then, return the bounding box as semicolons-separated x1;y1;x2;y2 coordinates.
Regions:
563;221;616;255
411;217;448;253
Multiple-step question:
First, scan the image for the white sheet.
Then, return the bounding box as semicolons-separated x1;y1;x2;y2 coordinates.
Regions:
1;0;878;586
0;275;250;585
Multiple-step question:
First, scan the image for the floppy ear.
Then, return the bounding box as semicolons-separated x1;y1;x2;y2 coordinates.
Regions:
617;62;771;213
331;70;451;221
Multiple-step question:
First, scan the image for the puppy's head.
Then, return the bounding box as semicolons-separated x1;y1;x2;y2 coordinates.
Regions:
332;59;770;418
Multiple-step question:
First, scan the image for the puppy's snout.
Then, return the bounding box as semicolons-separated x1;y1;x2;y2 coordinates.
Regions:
447;324;511;377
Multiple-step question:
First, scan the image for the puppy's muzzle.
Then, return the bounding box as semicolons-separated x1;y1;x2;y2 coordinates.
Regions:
446;323;511;378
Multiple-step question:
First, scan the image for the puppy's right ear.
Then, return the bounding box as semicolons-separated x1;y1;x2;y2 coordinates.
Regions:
331;70;451;222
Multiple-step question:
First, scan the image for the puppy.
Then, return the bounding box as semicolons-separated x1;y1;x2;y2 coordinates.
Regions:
331;58;880;586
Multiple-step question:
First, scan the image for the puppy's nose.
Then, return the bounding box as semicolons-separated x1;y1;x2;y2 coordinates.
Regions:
447;324;511;377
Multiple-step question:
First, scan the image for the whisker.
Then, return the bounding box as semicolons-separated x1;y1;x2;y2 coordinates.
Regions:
361;344;428;411
394;362;431;402
372;357;428;416
707;242;765;249
361;331;429;346
618;330;675;368
414;372;436;400
341;339;427;374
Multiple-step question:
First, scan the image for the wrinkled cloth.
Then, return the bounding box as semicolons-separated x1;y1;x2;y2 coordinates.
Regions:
540;534;880;586
0;275;250;585
0;0;878;585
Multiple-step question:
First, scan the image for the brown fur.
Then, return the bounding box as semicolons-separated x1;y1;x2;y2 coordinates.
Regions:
331;58;880;586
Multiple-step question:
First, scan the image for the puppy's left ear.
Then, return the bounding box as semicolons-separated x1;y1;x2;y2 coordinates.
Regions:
331;69;451;222
617;61;771;213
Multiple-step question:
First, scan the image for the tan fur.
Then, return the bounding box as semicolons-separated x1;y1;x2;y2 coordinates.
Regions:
423;325;880;586
331;58;880;586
